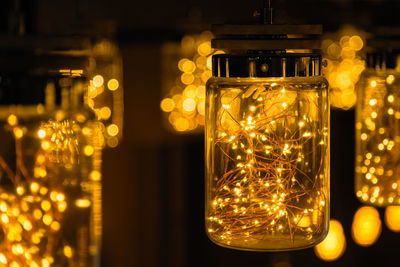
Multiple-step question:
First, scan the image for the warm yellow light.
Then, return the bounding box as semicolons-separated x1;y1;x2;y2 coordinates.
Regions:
41;141;50;150
160;98;175;112
182;98;196;112
50;221;61;231
33;209;42;220
385;206;400;232
370;80;377;87
178;58;189;71
1;214;9;224
30;182;39;193
43;214;53;225
84;145;94;156
75;198;91;208
93;75;104;87
349;36;363;51
16;186;25;196
90;170;102;181
41;200;51;211
99;106;112;120
10;262;19;267
107;78;119;91
182;60;196;73
56;193;65;202
198;42;212;56
7;114;18;126
37;129;46;138
314;219;346;261
386;75;395;85
64;246;73;258
181;73;195;85
352;206;381;246
174;117;189;131
58;201;67;212
107;124;119;137
13;127;23;139
107;136;119;148
0;253;7;264
23;220;32;231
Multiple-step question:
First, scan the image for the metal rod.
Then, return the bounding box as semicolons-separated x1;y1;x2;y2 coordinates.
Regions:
262;0;273;24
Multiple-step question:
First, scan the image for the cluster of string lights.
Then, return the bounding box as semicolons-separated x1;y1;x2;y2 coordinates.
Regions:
322;26;366;110
160;31;224;132
88;73;121;148
0;114;96;266
206;83;328;248
355;75;400;205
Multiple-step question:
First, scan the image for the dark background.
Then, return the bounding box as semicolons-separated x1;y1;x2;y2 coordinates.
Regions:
5;0;400;266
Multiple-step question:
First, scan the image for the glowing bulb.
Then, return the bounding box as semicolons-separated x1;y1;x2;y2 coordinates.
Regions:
385;206;400;232
182;60;196;73
84;145;94;156
7;114;18;126
314;219;346;261
93;75;104;87
160;98;175;112
64;246;73;258
107;78;119;91
75;198;91;208
351;206;381;246
99;106;112;120
182;98;196;112
90;170;102;181
386;75;395;85
107;124;119;137
37;129;46;138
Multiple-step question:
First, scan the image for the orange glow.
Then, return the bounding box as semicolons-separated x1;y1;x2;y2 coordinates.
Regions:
182;60;196;73
174;117;189;131
107;124;119;137
107;78;119;91
198;42;212;56
92;75;104;87
352;206;381;246
385;206;400;232
160;98;175;112
181;73;195;85
314;219;346;261
182;98;196;112
323;28;365;110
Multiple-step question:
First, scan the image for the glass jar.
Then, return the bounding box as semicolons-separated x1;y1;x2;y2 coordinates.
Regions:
355;51;400;206
205;28;330;250
0;37;102;266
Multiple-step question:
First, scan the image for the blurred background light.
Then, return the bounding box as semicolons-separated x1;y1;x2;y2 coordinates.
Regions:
314;219;346;261
351;206;382;246
160;31;224;133
322;25;366;110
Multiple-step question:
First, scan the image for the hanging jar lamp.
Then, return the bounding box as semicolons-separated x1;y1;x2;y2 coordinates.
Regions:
355;28;400;206
0;36;103;266
205;1;330;251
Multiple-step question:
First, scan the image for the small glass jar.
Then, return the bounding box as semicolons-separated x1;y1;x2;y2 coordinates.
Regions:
0;36;102;266
205;25;330;251
355;50;400;206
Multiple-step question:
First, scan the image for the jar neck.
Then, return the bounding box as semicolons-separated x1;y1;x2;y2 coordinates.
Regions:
366;51;400;70
212;52;322;78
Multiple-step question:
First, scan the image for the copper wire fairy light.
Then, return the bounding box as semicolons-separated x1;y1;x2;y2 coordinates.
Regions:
207;83;328;247
0;113;97;266
205;1;329;250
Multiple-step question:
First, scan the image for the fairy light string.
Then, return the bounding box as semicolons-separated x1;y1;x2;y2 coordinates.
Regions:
0;114;96;266
207;82;328;247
